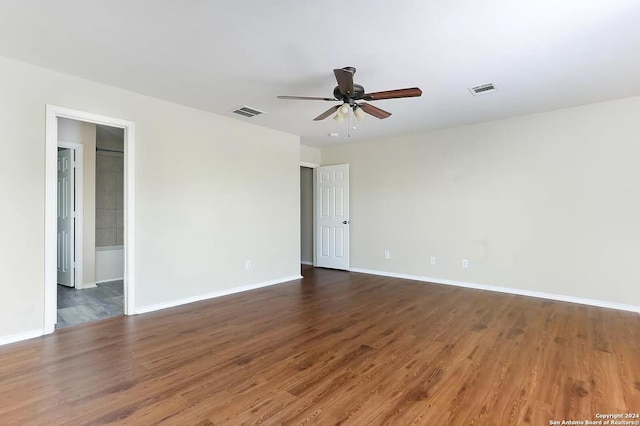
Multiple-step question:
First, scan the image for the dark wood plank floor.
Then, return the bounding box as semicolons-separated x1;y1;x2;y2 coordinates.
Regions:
1;266;639;425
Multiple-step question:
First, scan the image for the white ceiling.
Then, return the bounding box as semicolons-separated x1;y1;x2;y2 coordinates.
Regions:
1;0;639;146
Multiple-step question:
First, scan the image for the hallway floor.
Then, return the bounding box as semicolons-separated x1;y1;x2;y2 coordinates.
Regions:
56;280;123;328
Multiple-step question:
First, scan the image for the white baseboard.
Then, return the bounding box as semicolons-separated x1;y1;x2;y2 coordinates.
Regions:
0;329;44;347
350;267;640;314
301;261;313;266
79;281;97;289
95;278;121;285
135;275;303;315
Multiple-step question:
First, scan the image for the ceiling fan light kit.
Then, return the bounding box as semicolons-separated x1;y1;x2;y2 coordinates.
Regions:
353;105;366;122
277;66;422;125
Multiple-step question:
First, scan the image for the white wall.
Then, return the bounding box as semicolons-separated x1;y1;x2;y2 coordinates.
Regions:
0;55;300;340
321;96;640;307
300;144;321;165
58;117;97;288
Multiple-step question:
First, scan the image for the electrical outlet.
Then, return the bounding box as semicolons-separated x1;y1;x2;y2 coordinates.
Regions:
384;250;390;259
462;259;469;268
245;260;252;270
430;256;436;265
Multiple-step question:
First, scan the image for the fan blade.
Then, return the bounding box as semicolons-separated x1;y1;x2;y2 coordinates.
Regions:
363;87;422;101
333;68;355;96
277;95;336;101
313;105;340;121
359;103;392;119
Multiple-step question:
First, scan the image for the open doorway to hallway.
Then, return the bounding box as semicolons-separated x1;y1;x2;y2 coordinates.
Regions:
55;118;125;328
300;166;314;274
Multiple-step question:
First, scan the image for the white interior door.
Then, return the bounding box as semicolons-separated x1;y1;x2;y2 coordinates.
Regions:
57;148;75;287
315;164;349;270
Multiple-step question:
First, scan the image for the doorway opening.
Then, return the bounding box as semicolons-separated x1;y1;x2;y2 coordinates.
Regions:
45;106;136;334
55;119;127;328
300;166;314;272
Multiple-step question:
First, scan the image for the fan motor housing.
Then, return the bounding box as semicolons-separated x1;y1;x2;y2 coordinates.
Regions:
333;84;365;102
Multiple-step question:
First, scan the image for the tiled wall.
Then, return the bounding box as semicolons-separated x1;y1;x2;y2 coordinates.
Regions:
95;152;124;246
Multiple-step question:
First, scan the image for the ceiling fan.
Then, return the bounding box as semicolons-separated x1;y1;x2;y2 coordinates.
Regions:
277;66;422;121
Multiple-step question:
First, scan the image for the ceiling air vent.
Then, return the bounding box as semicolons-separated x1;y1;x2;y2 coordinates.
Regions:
469;83;497;96
231;105;266;118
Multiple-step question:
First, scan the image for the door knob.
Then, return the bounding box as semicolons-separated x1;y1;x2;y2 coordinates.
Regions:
343;220;349;224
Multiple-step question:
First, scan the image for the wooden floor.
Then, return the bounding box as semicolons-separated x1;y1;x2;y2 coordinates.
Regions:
2;266;640;425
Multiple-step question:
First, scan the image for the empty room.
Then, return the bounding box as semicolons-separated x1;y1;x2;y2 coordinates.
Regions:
1;1;639;425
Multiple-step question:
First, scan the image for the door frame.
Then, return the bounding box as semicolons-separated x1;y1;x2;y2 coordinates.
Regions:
45;105;136;334
57;141;84;289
